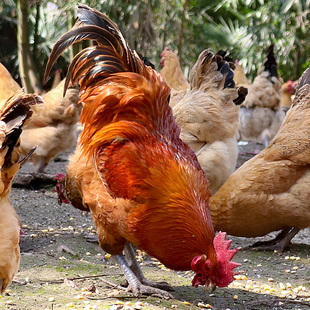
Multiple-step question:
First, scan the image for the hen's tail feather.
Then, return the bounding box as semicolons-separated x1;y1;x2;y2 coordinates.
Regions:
291;67;310;107
216;50;234;63
263;44;278;78
296;67;310;91
0;91;43;169
233;86;248;105
189;49;235;90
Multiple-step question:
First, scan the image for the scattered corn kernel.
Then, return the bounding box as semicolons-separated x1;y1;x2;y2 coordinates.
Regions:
22;224;28;228
274;250;278;253
116;301;124;305
86;252;91;256
105;253;111;259
233;295;238;300
59;256;67;261
285;256;290;260
31;234;38;238
49;297;55;302
284;270;290;273
245;284;251;290
291;270;296;274
286;283;292;288
6;300;13;305
42;229;48;233
76;295;84;299
279;283;286;290
257;264;262;267
268;278;274;282
183;301;190;305
66;303;73;307
292;266;298;270
49;228;54;232
185;271;191;275
197;302;211;308
171;305;177;308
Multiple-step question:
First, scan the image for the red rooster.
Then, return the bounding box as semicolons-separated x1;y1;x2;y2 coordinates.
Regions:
46;5;240;298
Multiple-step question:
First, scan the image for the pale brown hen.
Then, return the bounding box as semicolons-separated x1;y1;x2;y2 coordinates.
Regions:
160;48;190;107
172;50;246;195
0;91;42;292
237;45;285;147
0;63;21;106
20;79;81;172
210;67;310;252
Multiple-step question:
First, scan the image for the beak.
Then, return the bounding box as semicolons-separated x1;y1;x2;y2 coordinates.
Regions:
210;282;216;292
204;279;216;292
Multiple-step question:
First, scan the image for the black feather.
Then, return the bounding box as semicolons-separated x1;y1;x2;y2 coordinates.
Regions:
233;86;248;105
263;44;278;78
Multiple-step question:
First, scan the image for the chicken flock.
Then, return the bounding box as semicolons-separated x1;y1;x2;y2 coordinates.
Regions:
0;4;309;299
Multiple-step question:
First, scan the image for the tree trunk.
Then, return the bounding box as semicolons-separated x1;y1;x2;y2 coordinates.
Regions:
17;0;41;93
17;0;32;92
178;0;189;66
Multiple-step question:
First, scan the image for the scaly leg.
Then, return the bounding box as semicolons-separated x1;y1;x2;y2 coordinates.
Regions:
124;243;173;291
251;227;300;253
114;247;173;299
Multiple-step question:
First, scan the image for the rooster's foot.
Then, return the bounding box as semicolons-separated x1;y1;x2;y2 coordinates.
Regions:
126;281;173;299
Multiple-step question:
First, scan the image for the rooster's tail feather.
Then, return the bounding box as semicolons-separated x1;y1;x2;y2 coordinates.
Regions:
44;4;141;91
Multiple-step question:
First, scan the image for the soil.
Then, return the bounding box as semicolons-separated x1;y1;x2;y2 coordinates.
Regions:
0;142;309;310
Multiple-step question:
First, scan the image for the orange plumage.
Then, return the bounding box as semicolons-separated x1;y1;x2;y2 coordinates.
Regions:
47;5;239;297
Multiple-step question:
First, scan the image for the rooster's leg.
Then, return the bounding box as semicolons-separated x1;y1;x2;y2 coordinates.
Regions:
251;227;300;252
124;243;173;291
114;251;174;299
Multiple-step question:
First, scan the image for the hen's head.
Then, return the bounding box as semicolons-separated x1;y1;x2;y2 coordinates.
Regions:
282;80;296;94
191;232;240;289
55;173;70;205
160;47;170;67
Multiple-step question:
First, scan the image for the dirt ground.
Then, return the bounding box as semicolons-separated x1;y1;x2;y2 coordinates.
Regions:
0;142;309;310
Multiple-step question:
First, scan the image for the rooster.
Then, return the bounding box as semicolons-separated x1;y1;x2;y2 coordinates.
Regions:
210;67;310;252
172;50;247;195
0;91;42;292
237;45;285;147
47;4;240;298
